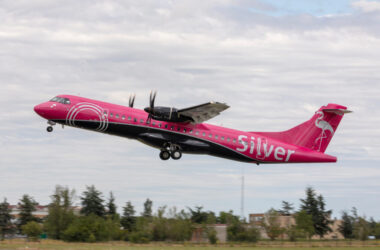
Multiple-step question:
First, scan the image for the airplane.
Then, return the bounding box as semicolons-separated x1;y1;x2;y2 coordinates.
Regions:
34;92;351;164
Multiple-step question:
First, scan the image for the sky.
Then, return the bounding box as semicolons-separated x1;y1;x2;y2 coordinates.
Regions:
1;0;380;220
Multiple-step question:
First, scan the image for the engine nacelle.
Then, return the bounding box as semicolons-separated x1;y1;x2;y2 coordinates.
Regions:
144;106;192;123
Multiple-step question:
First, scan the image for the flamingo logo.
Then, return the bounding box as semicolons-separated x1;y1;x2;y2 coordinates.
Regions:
314;111;334;151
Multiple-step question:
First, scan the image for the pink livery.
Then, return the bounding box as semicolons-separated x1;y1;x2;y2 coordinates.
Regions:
34;94;351;164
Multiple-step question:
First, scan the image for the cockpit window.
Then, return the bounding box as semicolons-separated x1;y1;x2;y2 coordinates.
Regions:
50;96;71;105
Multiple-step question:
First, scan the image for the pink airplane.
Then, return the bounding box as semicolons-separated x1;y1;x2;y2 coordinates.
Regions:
34;92;351;164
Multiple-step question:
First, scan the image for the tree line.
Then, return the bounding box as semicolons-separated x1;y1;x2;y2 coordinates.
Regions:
0;185;379;243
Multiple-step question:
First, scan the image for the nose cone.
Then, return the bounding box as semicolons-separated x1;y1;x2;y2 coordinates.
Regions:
144;107;151;113
34;103;49;118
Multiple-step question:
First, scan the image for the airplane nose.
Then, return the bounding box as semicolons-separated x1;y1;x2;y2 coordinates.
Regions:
34;103;48;117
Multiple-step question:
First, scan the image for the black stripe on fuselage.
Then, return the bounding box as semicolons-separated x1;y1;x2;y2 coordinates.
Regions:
52;119;259;163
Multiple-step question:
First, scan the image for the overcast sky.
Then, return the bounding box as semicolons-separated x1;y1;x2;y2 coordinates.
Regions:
1;0;380;220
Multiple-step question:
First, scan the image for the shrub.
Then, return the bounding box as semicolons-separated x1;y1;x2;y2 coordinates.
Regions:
21;221;42;241
207;227;217;244
129;231;151;243
62;214;122;242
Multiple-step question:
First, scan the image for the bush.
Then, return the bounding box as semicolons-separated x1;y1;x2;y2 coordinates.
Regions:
207;227;217;244
228;221;260;242
21;221;43;241
129;231;151;243
62;214;122;242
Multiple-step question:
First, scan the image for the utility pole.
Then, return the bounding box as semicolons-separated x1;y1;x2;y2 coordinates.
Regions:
240;166;245;221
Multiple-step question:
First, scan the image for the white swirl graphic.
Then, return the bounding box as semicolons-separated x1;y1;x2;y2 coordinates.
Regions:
66;102;108;132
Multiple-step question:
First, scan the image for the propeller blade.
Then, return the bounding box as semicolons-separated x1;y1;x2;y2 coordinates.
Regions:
150;90;157;109
146;91;157;123
129;94;136;108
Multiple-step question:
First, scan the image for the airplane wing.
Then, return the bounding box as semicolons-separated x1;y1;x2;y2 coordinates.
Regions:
178;102;229;124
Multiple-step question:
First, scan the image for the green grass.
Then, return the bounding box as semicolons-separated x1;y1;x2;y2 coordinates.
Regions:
1;240;380;250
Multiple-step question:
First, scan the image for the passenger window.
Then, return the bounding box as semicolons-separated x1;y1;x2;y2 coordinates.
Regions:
152;122;156;126
159;123;162;128
190;129;193;133
122;115;125;120
165;124;168;129
195;131;199;135
110;113;113;117
140;119;144;123
116;114;119;118
227;138;230;142
208;134;212;138
183;128;186;132
171;126;174;130
104;111;107;116
202;132;206;136
177;127;181;131
134;118;137;122
215;135;218;139
128;116;131;121
221;136;225;140
233;139;236;143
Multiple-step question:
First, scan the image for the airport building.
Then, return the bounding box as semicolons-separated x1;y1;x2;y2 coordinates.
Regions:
8;204;81;220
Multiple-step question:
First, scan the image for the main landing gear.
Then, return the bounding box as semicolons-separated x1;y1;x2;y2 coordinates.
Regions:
46;121;56;132
159;143;182;160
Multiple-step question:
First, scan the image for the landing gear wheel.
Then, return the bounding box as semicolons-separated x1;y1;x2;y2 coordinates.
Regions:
47;126;53;132
171;150;182;160
159;150;171;160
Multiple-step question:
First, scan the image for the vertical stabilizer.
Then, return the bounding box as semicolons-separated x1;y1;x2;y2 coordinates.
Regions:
253;104;351;152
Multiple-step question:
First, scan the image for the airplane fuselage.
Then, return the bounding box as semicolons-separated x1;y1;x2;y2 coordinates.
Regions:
34;95;339;164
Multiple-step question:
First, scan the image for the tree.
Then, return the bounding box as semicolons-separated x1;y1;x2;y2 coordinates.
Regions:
339;210;354;239
300;187;332;238
262;208;284;240
295;210;315;239
354;217;370;241
349;208;370;241
217;210;240;224
22;221;42;241
373;222;380;239
80;185;105;218
280;201;294;215
142;198;152;219
106;192;117;218
18;194;39;230
188;206;214;224
121;201;136;231
44;186;76;239
0;198;13;240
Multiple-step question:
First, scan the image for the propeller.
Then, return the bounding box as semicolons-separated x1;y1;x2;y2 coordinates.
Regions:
128;93;136;108
144;90;157;123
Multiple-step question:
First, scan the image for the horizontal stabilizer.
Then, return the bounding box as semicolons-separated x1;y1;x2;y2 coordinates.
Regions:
322;108;352;115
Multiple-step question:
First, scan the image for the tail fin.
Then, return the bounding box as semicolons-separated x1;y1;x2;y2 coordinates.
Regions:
253;104;351;153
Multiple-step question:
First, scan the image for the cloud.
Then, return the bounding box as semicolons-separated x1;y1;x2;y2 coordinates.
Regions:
352;0;380;12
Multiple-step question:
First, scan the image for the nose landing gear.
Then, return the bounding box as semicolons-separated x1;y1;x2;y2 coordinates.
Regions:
46;121;56;132
159;143;182;160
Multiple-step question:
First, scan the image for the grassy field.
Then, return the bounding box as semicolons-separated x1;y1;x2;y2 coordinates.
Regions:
1;240;380;250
